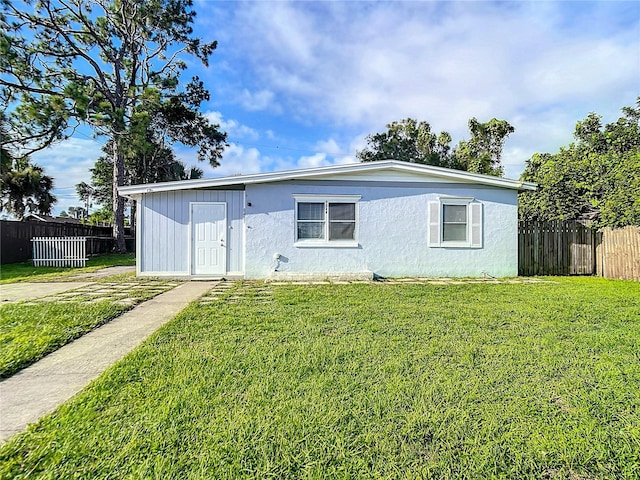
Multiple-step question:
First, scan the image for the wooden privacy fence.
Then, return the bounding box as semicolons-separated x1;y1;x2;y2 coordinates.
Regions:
518;220;596;276
32;237;87;267
519;221;640;280
0;220;134;264
1;220;113;264
597;226;640;281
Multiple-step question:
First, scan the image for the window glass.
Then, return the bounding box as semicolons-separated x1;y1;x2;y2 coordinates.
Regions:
298;202;324;221
443;204;467;242
329;203;355;221
329;222;355;240
329;203;355;240
296;199;357;243
443;204;467;223
443;223;467;242
298;222;325;239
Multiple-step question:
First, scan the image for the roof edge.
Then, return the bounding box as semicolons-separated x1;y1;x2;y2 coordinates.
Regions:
118;160;537;196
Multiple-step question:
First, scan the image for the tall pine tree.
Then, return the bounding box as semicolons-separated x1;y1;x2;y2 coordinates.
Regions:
1;0;226;251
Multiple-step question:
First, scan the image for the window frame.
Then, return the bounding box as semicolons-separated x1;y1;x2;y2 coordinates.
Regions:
441;199;471;245
293;194;361;247
428;197;483;248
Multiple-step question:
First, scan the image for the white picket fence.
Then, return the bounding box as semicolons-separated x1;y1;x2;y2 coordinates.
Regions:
31;237;87;267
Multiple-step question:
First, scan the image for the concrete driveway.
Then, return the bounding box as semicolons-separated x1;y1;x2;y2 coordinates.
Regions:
0;282;93;303
0;266;136;303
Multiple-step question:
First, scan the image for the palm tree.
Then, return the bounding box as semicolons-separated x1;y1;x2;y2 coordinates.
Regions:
1;142;57;219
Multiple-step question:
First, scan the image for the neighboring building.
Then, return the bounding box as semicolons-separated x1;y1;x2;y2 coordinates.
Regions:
23;214;84;225
118;160;536;280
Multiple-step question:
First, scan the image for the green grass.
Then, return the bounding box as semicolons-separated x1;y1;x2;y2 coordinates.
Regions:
1;278;639;479
0;253;135;284
0;275;174;378
0;301;130;378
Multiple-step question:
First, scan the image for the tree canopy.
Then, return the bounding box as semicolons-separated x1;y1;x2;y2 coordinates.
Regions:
454;118;514;177
59;206;87;219
519;99;640;228
1;122;56;218
0;151;57;219
356;117;514;176
87;136;203;226
356;118;455;168
1;0;226;251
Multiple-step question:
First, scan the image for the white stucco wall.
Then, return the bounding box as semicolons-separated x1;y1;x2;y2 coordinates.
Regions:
244;181;519;278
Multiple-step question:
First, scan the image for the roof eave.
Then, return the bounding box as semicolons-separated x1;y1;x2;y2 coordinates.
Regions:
117;160;536;196
518;181;538;191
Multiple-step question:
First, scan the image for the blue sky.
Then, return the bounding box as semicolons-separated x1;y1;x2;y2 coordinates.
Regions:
33;0;640;214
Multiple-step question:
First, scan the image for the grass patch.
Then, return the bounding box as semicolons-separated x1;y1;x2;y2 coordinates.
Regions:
0;253;135;284
1;278;639;479
0;301;130;378
0;277;174;378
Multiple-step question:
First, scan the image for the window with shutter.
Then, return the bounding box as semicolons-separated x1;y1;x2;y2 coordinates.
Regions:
469;202;483;248
428;201;441;246
428;197;483;248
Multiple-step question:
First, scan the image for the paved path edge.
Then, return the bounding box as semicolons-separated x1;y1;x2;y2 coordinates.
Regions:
0;281;214;443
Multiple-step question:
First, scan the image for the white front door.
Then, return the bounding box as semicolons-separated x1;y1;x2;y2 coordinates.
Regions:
191;202;227;275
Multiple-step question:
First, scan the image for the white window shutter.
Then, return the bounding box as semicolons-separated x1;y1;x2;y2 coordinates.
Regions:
428;201;441;247
470;202;483;248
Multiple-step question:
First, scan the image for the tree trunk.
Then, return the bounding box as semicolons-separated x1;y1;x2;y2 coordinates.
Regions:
112;141;127;253
130;199;137;232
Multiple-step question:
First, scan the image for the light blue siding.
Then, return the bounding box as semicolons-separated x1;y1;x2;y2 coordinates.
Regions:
138;190;244;275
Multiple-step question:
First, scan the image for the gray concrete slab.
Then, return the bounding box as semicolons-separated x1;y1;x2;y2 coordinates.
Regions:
72;265;135;278
0;282;92;303
0;281;214;443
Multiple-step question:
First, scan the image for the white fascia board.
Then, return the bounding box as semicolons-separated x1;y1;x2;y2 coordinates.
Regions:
357;162;537;190
373;161;537;190
516;181;537;191
117;160;536;197
118;162;392;195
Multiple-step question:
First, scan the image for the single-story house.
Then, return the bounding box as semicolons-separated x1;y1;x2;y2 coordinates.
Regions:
118;160;536;280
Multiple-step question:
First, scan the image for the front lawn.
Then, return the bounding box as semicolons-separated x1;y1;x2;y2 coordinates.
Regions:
0;253;135;284
0;275;175;378
1;278;639;479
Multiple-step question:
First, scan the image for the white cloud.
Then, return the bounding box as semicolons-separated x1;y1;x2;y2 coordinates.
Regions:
313;138;343;156
216;144;264;175
333;155;358;166
204;111;260;142
238;88;278;112
182;136;360;180
207;0;639;176
298;153;330;169
182;143;263;178
310;136;361;166
30;138;104;215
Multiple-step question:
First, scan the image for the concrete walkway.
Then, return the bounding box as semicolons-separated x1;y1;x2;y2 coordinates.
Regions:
0;281;214;443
